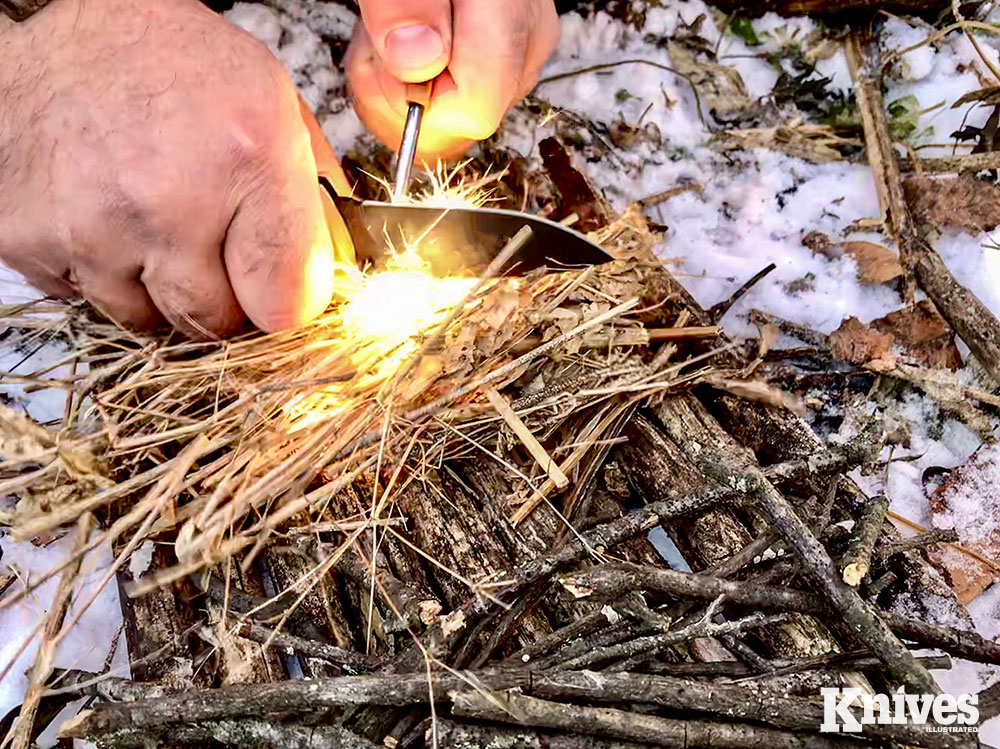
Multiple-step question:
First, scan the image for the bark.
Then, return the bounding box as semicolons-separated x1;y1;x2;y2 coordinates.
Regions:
450;691;867;749
77;719;375;749
433;719;650;749
841;493;890;586
67;668;960;747
878;529;960;560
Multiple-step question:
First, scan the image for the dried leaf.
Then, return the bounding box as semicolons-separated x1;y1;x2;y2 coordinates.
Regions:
668;41;751;121
871;301;962;370
951;86;1000;109
927;446;1000;604
719;120;856;163
903;174;1000;233
841;241;903;285
828;316;897;369
705;375;806;415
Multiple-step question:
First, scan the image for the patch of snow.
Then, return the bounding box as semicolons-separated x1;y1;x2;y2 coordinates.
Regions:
934;444;1000;544
934;581;1000;743
0;532;127;731
849;392;982;530
129;541;155;582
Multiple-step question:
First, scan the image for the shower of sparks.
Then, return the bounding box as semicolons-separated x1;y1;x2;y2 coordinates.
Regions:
338;245;478;363
285;170;503;430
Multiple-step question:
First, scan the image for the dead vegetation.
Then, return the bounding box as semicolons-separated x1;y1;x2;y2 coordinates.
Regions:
2;1;1000;748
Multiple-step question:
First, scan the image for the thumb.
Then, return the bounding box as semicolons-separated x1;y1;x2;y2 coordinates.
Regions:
358;0;452;83
298;96;356;271
224;132;336;332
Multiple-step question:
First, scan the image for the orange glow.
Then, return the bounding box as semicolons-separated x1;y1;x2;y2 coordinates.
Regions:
339;246;476;356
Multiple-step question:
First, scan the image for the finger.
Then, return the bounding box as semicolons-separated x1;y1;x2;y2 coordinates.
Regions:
435;0;533;140
224;121;336;332
297;95;352;196
347;26;473;159
297;97;357;271
0;250;77;300
0;223;77;299
139;247;244;339
74;265;166;332
357;0;452;83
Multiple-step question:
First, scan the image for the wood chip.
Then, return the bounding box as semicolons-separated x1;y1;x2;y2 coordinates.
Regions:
484;386;568;490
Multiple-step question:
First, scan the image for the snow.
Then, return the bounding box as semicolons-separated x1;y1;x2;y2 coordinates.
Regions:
934;444;1000;544
0;0;998;741
0;532;127;742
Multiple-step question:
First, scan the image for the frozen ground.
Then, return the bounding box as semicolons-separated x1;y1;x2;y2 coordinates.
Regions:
1;0;999;744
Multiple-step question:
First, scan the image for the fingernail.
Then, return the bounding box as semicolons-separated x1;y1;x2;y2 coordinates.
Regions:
383;25;445;74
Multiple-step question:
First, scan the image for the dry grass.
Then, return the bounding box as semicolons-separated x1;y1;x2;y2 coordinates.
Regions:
0;205;723;682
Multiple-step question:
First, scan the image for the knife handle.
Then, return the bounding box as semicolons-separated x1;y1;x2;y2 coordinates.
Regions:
405;81;434;108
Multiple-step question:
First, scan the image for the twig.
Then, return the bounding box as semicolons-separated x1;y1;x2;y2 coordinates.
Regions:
450;691;863;749
60;718;376;749
558;560;1000;664
841;493;890;586
876;528;960;560
638;182;703;208
709;263;778;322
65;667;947;746
538;60;704;126
11;513;92;749
899;152;1000;173
484;386;568;489
749;309;828;347
558;611;791;672
562;562;816;613
233;621;378;674
848;31;1000;382
433;719;647;749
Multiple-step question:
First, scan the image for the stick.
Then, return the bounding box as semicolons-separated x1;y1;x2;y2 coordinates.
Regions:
847;32;1000;382
557;612;792;672
561;562;1000;665
11;513;92;749
66;668;954;747
709;264;778;322
562;562;817;613
877;528;960;560
841;493;890;586
434;719;647;749
233;621;377;674
737;467;940;695
484;386;568;489
59;718;376;749
645;652;952;678
450;691;864;749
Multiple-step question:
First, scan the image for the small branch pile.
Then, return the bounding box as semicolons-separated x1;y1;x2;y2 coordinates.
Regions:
0;211;994;746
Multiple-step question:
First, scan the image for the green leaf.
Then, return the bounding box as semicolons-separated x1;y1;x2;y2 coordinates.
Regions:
730;17;761;47
887;95;921;140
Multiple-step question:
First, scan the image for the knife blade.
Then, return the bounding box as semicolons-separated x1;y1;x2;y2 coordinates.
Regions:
323;189;614;277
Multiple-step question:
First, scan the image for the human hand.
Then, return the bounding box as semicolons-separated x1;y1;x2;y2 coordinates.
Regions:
0;0;354;338
346;0;560;159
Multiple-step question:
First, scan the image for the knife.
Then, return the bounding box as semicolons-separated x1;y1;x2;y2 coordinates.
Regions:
320;181;614;277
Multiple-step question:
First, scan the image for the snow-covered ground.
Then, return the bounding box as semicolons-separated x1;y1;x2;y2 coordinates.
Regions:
2;0;999;744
